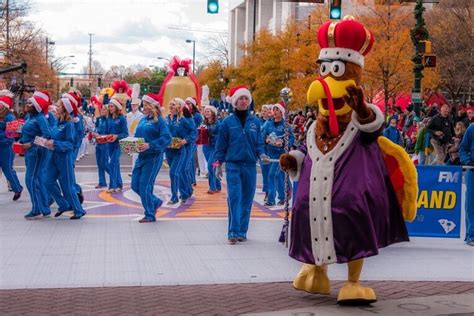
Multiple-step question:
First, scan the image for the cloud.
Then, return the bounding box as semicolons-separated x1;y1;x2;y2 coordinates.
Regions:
27;0;229;68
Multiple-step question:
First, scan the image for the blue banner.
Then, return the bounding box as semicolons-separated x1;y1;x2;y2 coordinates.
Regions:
407;165;462;238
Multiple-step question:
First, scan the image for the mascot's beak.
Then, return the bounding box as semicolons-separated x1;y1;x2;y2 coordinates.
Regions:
307;76;356;117
307;76;356;137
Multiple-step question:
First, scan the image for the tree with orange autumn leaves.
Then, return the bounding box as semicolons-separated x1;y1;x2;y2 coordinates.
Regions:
200;2;474;112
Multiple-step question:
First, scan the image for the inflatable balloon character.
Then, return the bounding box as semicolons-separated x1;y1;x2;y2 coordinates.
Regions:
99;87;115;106
90;95;103;118
111;80;131;111
279;16;418;306
159;56;201;115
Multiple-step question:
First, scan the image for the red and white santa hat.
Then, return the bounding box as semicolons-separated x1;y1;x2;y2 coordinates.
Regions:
29;90;51;116
226;85;252;108
0;95;13;109
142;93;163;109
61;94;79;118
185;97;198;107
317;16;374;68
108;98;123;110
272;101;286;116
204;105;218;116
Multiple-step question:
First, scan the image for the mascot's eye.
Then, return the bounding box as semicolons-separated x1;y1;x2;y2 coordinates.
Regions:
319;62;331;76
331;61;346;77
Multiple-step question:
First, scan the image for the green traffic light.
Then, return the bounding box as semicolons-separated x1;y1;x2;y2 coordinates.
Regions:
330;7;341;19
207;0;218;14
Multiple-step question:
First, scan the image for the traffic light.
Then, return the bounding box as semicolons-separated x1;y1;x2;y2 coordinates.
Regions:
423;55;437;68
70;77;74;87
207;0;219;14
97;77;102;87
329;0;342;20
416;40;432;54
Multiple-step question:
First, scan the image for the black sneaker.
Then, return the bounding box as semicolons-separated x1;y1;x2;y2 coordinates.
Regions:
167;199;179;205
277;200;285;206
228;238;237;245
70;214;84;220
13;188;23;201
237;237;247;242
264;202;275;207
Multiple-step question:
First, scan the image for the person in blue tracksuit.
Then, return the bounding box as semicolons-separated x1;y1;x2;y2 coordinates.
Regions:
202;105;221;194
261;103;294;206
44;97;86;219
62;91;85;203
20;97;51;219
131;94;172;223
459;123;474;246
259;104;273;202
40;109;58;207
0;95;22;200
165;98;197;205
214;86;268;244
106;98;129;193
93;104;110;188
185;97;202;186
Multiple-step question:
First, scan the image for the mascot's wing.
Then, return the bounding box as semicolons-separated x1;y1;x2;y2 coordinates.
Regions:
377;136;418;222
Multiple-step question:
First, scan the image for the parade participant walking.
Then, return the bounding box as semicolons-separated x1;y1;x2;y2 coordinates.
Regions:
260;104;272;202
93;103;110;188
165;98;196;205
0;94;22;200
126;97;144;172
131;94;171;223
106;98;129;193
185;97;202;186
262;102;294;206
44;96;86;220
37;91;57;209
459;123;474;246
214;85;267;244
20;93;51;219
63;91;85;203
202;105;221;194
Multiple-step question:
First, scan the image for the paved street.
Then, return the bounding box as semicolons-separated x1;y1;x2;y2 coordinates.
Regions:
1;148;473;315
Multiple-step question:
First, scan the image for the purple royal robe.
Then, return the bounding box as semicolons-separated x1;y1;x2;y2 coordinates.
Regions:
289;115;409;266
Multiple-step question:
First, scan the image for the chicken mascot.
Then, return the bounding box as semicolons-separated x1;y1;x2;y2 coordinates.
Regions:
280;16;418;305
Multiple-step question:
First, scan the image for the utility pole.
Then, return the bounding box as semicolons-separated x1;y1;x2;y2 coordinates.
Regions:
88;33;93;84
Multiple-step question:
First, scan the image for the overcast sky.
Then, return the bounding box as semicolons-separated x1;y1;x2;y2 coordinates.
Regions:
27;0;229;73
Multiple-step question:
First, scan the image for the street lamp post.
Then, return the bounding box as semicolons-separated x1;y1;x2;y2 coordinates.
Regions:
45;37;55;63
185;39;196;73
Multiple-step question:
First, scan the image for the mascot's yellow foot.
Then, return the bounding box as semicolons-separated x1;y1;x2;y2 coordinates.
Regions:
292;264;330;294
337;282;377;306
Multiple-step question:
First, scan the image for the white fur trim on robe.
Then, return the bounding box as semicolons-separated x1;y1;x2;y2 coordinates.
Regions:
288;150;305;182
351;103;384;133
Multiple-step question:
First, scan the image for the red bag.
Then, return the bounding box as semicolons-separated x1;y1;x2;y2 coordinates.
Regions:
196;125;209;145
12;143;25;155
